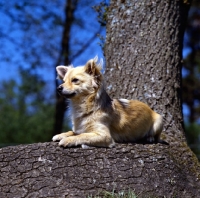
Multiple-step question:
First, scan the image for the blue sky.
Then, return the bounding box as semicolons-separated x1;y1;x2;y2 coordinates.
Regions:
0;0;105;83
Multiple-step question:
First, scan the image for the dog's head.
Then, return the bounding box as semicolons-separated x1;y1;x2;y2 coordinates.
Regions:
56;56;103;99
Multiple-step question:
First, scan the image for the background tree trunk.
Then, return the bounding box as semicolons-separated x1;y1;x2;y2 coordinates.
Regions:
1;0;200;197
53;0;101;136
54;0;78;136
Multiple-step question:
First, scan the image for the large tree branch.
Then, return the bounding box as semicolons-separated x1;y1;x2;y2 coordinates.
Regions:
0;141;200;197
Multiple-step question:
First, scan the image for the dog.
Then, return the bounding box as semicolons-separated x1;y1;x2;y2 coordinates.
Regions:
52;56;165;148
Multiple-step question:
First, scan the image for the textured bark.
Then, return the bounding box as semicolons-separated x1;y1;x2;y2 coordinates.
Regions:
1;0;200;197
0;142;200;198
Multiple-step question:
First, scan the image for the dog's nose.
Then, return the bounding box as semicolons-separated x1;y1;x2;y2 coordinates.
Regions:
57;85;63;92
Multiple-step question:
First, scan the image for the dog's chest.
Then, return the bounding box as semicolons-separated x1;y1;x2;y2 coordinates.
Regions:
72;116;93;134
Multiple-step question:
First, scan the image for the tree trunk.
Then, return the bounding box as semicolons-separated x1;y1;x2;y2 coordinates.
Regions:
1;0;200;197
105;0;186;142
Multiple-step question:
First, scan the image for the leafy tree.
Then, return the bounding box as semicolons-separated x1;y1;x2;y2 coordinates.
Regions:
183;0;200;159
183;0;200;123
0;69;54;145
185;123;200;159
0;0;65;143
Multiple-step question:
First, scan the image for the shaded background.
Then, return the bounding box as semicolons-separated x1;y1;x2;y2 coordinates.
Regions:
0;0;199;159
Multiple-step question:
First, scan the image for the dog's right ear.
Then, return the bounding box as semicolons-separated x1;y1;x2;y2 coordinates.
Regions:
84;57;102;76
56;66;70;80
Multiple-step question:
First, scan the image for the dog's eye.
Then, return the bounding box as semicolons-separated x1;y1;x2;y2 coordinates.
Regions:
71;78;79;83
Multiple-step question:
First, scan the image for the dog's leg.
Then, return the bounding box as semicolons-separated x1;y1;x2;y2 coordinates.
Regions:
52;131;75;142
57;132;115;148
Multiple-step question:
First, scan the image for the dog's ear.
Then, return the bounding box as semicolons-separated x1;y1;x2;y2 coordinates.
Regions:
84;56;102;76
56;66;71;80
84;57;102;87
85;59;97;76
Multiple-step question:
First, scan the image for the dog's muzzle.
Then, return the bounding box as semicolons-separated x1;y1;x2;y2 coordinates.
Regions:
57;86;76;98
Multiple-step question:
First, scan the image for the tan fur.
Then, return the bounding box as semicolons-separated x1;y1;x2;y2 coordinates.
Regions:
52;57;164;148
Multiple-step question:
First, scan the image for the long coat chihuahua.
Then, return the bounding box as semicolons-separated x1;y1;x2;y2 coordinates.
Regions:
52;57;164;148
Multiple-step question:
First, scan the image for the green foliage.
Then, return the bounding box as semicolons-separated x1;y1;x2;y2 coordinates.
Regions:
183;0;200;123
0;70;54;145
185;123;200;159
182;0;200;160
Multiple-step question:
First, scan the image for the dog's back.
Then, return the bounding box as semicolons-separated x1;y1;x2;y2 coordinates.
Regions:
108;99;163;143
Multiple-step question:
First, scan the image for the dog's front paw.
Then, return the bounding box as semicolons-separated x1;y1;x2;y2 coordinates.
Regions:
52;135;71;147
58;137;75;147
52;131;77;147
52;131;74;142
52;134;62;142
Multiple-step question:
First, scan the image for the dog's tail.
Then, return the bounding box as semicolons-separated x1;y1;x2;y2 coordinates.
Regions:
147;113;169;145
153;113;169;145
153;113;163;138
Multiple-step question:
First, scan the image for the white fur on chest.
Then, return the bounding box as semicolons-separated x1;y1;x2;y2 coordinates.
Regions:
71;108;93;134
72;118;88;134
71;100;95;134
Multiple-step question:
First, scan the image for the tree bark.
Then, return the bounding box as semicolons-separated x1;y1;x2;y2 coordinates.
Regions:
0;142;200;198
1;0;200;197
